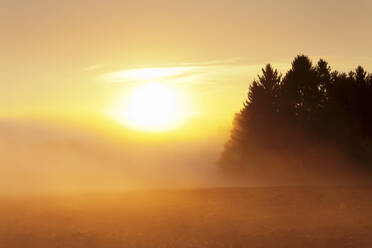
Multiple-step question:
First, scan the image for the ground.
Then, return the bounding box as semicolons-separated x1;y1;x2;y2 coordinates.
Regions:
1;186;372;248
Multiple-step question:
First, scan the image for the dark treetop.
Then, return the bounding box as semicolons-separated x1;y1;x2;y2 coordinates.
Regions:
219;55;372;182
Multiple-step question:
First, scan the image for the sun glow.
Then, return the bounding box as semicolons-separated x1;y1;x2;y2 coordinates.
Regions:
110;83;189;132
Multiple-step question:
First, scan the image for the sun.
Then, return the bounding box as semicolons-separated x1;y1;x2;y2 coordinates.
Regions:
111;83;187;132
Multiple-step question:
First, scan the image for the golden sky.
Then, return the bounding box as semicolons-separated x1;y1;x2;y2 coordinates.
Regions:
1;0;372;192
1;0;372;140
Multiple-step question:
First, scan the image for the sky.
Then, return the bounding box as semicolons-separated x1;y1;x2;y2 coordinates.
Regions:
1;0;372;191
1;0;372;134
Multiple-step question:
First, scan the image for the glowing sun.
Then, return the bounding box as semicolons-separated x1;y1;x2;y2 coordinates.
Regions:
111;83;187;132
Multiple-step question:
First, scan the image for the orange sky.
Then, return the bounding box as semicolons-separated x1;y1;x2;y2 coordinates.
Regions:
1;0;372;192
1;0;372;139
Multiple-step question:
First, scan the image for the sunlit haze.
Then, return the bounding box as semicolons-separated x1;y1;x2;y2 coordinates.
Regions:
1;0;372;192
2;0;371;140
109;82;189;132
2;1;372;248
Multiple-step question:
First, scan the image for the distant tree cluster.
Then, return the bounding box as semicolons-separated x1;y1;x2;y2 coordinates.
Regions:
219;55;372;181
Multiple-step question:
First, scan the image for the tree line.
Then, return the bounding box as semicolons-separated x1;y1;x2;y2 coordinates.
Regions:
219;55;372;181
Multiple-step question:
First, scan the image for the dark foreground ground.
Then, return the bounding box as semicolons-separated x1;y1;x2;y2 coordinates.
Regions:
1;186;372;248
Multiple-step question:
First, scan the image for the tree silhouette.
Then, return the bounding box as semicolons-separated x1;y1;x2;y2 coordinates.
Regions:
219;64;282;176
219;55;372;180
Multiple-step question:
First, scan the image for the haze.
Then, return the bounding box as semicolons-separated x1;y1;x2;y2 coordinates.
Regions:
1;0;372;192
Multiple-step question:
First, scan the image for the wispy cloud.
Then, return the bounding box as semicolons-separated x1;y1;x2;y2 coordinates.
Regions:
124;57;245;70
104;67;198;83
175;57;243;67
101;58;291;86
85;64;106;71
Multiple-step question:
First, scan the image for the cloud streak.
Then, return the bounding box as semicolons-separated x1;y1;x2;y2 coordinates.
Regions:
85;64;106;71
101;59;292;94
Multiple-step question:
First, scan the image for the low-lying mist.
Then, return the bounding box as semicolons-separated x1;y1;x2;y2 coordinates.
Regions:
1;116;371;195
0;119;226;194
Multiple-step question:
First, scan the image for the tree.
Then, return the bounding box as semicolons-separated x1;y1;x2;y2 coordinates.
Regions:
280;55;321;124
219;64;282;176
219;55;372;181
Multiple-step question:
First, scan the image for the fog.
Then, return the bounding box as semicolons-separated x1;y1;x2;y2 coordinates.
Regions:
0;119;227;193
1;117;371;195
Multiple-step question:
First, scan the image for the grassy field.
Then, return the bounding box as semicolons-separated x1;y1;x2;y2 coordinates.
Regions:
1;186;372;248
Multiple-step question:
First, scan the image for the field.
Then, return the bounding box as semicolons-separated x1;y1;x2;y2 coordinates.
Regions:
1;186;372;248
